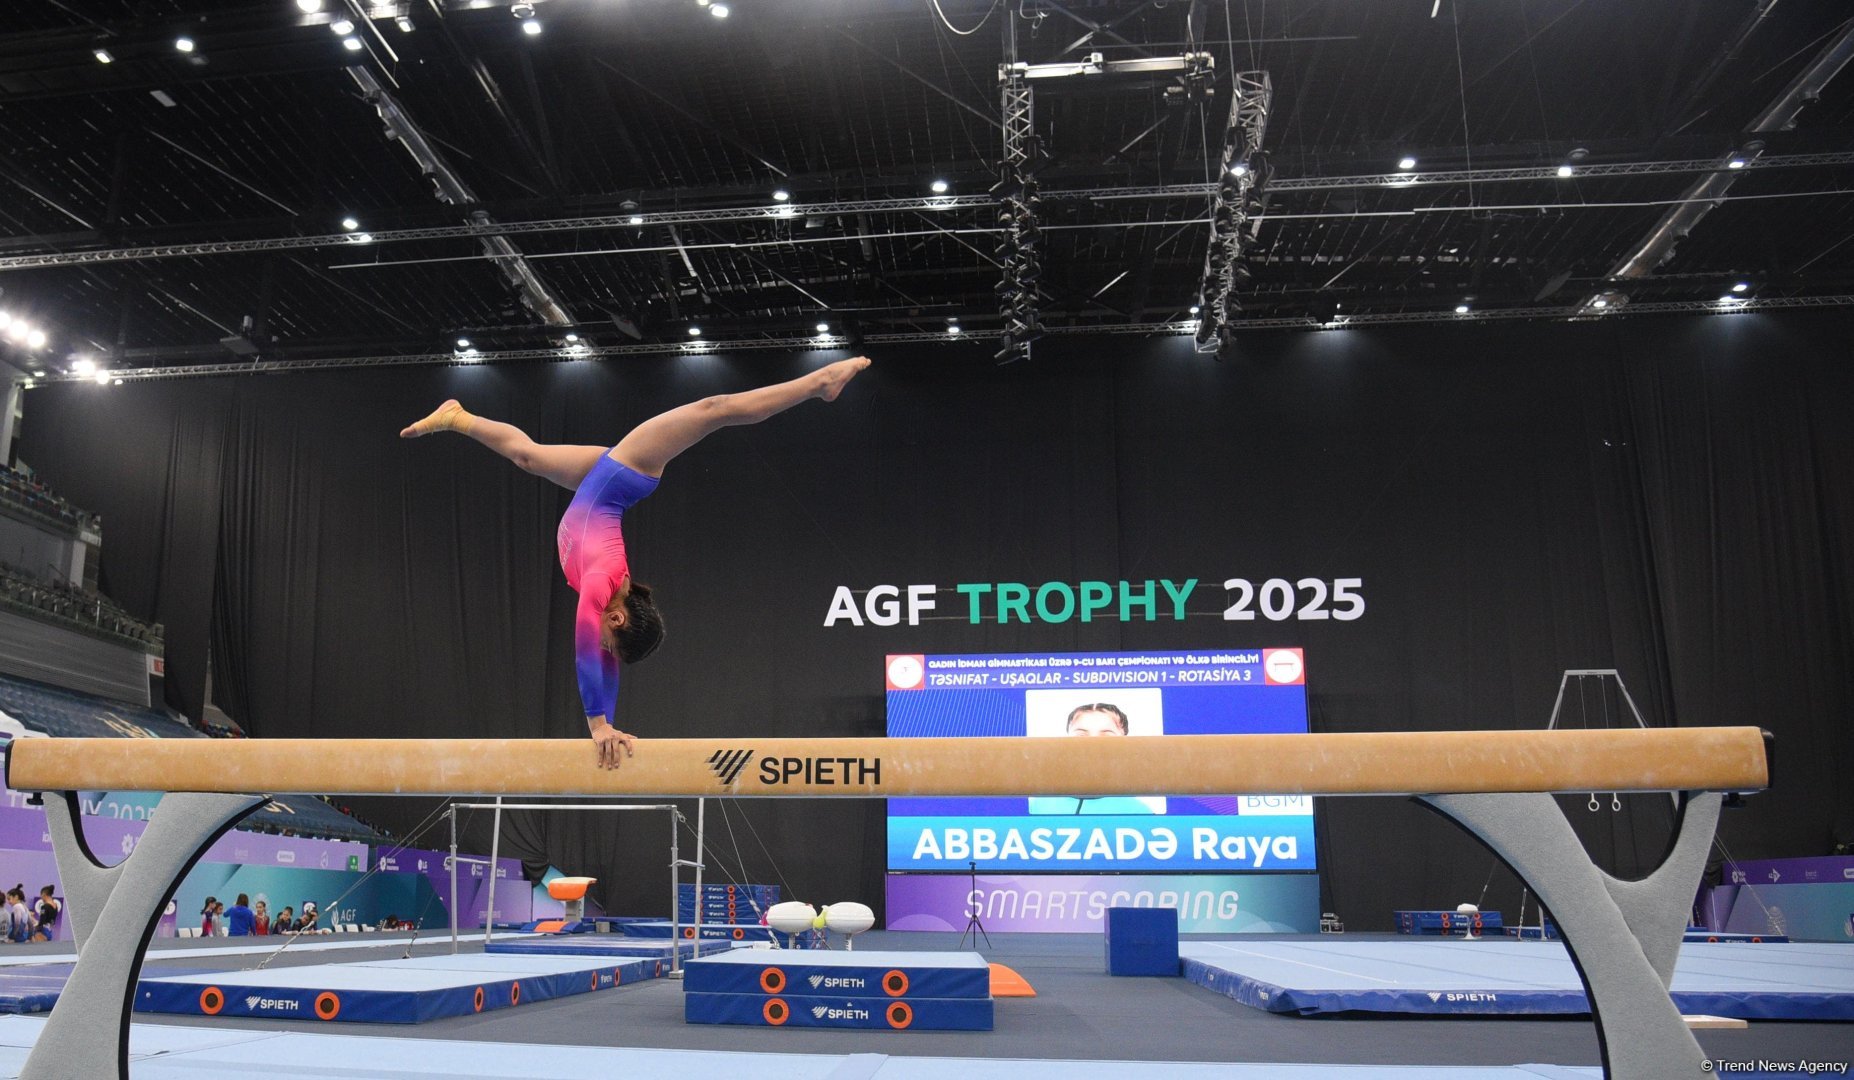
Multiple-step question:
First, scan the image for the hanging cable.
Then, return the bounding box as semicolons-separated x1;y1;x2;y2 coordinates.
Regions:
928;0;1002;36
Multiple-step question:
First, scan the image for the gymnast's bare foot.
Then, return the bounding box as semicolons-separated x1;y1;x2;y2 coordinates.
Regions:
400;399;471;438
815;357;871;402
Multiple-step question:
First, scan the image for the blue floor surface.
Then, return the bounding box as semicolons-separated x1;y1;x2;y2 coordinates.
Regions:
0;1015;1604;1079
1183;939;1854;1019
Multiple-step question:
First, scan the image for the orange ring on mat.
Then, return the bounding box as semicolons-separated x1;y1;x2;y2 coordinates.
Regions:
760;967;786;993
763;997;789;1025
198;987;224;1015
732;928;745;939
473;987;485;1013
886;1001;913;1029
510;981;522;1006
314;992;341;1020
614;967;624;986
591;971;600;990
882;970;909;997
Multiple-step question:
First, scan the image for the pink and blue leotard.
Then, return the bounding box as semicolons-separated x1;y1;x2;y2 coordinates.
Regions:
557;452;659;723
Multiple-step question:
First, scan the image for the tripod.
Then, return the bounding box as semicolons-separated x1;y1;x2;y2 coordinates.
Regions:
958;861;991;949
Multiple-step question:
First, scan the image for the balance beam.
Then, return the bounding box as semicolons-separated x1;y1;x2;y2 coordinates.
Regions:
3;726;1771;1080
3;726;1770;799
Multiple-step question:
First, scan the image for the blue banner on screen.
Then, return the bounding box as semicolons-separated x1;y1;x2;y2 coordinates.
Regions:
884;649;1314;872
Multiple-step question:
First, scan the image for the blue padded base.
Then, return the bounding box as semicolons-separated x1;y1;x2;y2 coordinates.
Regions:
620;921;783;943
135;954;669;1024
684;992;994;1031
1182;939;1854;1019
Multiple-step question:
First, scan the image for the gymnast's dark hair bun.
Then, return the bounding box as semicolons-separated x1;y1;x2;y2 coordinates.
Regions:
615;582;665;664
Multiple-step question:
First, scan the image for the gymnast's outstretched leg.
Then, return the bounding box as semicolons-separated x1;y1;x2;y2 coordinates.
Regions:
399;400;608;491
610;356;870;477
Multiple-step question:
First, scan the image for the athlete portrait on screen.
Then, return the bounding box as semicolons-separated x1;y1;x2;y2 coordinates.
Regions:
1027;702;1167;816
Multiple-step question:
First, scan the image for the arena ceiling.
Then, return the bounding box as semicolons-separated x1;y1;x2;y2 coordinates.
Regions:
0;0;1850;376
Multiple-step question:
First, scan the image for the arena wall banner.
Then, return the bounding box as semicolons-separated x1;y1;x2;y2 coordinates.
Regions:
885;872;1319;933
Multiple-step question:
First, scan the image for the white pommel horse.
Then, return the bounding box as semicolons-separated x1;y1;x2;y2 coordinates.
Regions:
5;727;1772;1080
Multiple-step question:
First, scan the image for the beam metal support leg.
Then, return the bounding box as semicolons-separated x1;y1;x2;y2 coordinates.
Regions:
1419;790;1721;1080
24;790;264;1080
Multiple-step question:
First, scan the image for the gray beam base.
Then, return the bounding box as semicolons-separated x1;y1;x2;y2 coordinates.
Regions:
1420;791;1721;1080
22;790;265;1080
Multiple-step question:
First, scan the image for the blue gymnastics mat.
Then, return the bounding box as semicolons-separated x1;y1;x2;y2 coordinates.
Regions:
486;937;732;960
685;991;994;1030
0;965;222;1016
684;950;991;999
620;920;782;943
135;952;669;1024
1182;938;1854;1019
0;1016;1604;1079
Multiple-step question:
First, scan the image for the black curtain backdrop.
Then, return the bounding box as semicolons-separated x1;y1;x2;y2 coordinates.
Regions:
20;311;1853;927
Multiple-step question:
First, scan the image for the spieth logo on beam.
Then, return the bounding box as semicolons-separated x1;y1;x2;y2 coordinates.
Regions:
707;750;755;786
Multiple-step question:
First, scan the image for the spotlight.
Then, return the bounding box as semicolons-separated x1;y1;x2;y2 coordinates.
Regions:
395;15;414;32
72;358;96;375
1398;156;1417;170
1727;158;1746;170
456;338;472;349
710;3;729;17
342;36;363;51
1592;298;1608;309
945;323;961;335
24;329;46;349
3;321;24;342
174;36;195;52
114;378;124;385
352;231;373;242
296;0;325;11
94;48;114;63
1717;294;1744;304
1189;305;1201;315
511;2;536;16
521;19;542;35
1731;281;1749;293
1455;303;1470;314
341;217;359;231
30;371;44;378
774;205;795;218
564;332;580;342
772;190;790;202
1556;164;1573;178
1230;163;1248;177
96;372;112;385
687;326;702;336
330;18;354;34
816;322;830;334
628;214;643;225
930;179;949;194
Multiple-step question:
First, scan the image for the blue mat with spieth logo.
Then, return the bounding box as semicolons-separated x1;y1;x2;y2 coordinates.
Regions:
1182;939;1854;1019
134;953;668;1024
684;950;991;999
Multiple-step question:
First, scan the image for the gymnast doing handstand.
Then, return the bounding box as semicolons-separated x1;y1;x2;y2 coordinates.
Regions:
400;356;871;769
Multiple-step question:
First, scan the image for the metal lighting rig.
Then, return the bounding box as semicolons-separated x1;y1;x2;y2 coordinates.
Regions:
1194;71;1271;359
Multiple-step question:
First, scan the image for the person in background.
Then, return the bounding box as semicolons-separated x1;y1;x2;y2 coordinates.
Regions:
253;900;270;936
29;886;59;943
199;896;218;937
6;888;34;943
0;893;14;943
275;906;295;934
297;902;319;933
212;900;227;937
225;894;255;937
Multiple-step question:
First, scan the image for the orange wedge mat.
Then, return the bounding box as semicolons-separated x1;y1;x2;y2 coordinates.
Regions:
988;963;1036;997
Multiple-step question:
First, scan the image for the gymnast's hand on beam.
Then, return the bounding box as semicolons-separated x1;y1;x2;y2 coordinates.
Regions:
587;719;636;770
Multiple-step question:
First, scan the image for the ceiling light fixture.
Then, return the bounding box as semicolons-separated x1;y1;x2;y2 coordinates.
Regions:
687;326;702;336
522;20;542;35
710;3;730;17
1230;163;1248;177
395;15;414;32
456;338;472;349
1189;305;1201;315
72;358;96;375
341;217;359;231
771;189;790;202
628;214;644;225
174;36;195;52
1732;281;1749;293
930;179;949;194
342;35;363;51
1727;158;1746;170
24;329;47;349
1398;156;1417;170
1455;303;1470;314
816;322;830;334
1556;164;1574;178
352;231;373;242
93;48;114;63
565;332;580;343
329;18;354;34
296;0;326;11
96;372;112;385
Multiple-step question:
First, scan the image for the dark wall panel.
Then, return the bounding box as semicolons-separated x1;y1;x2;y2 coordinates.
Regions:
19;310;1852;926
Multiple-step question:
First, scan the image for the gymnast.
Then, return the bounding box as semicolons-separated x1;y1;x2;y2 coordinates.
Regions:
401;356;871;769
